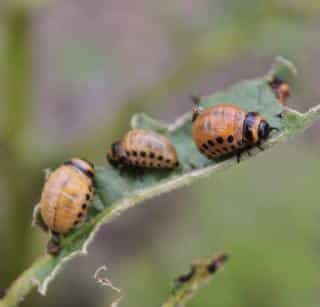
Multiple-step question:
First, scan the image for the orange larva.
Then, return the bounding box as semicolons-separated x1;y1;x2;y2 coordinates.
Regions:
192;104;278;162
38;158;95;253
107;129;179;169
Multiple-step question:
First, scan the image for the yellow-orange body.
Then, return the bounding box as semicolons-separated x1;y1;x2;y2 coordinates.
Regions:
39;158;95;234
107;129;179;169
192;104;265;160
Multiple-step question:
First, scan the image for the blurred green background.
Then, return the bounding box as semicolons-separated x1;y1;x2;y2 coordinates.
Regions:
1;1;320;306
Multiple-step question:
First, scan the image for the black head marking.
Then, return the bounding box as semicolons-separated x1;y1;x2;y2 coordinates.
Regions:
107;141;124;168
258;120;270;141
243;112;258;142
258;121;279;141
65;160;94;179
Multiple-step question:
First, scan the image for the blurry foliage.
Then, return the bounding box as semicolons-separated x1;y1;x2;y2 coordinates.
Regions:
1;1;320;307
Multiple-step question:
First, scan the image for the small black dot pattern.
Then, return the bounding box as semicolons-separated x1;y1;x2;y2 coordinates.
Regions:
123;149;178;169
72;189;94;228
198;134;246;160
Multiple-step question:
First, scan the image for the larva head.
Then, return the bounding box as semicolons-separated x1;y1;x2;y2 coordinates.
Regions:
67;158;95;178
106;141;123;168
243;112;278;143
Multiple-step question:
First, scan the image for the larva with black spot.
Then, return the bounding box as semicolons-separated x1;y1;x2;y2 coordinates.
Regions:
192;103;278;162
36;158;95;254
107;129;179;169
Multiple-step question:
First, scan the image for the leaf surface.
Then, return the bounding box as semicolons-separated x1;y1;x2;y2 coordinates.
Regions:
2;58;316;307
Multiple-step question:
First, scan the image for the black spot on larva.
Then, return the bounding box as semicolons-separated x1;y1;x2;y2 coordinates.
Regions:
211;151;216;155
78;212;83;218
216;149;222;154
149;152;155;158
142;161;146;166
82;203;87;210
126;151;131;156
166;159;171;164
223;147;229;152
158;155;163;161
208;140;214;146
175;161;179;167
231;145;236;150
140;151;146;157
237;140;243;146
149;162;154;167
157;163;161;167
132;151;138;157
216;137;224;144
74;220;79;226
200;148;205;154
86;194;90;201
227;135;234;143
202;143;209;150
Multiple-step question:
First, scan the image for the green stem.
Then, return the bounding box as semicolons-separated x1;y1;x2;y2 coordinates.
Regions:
3;6;30;145
162;253;228;307
0;6;35;290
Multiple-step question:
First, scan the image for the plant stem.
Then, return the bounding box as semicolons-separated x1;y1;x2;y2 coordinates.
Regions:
162;253;228;307
1;5;35;290
3;6;30;145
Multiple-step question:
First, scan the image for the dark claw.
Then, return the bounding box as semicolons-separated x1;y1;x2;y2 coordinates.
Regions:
47;233;61;255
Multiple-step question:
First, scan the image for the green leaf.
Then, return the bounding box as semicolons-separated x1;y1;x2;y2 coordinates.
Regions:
2;58;319;307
